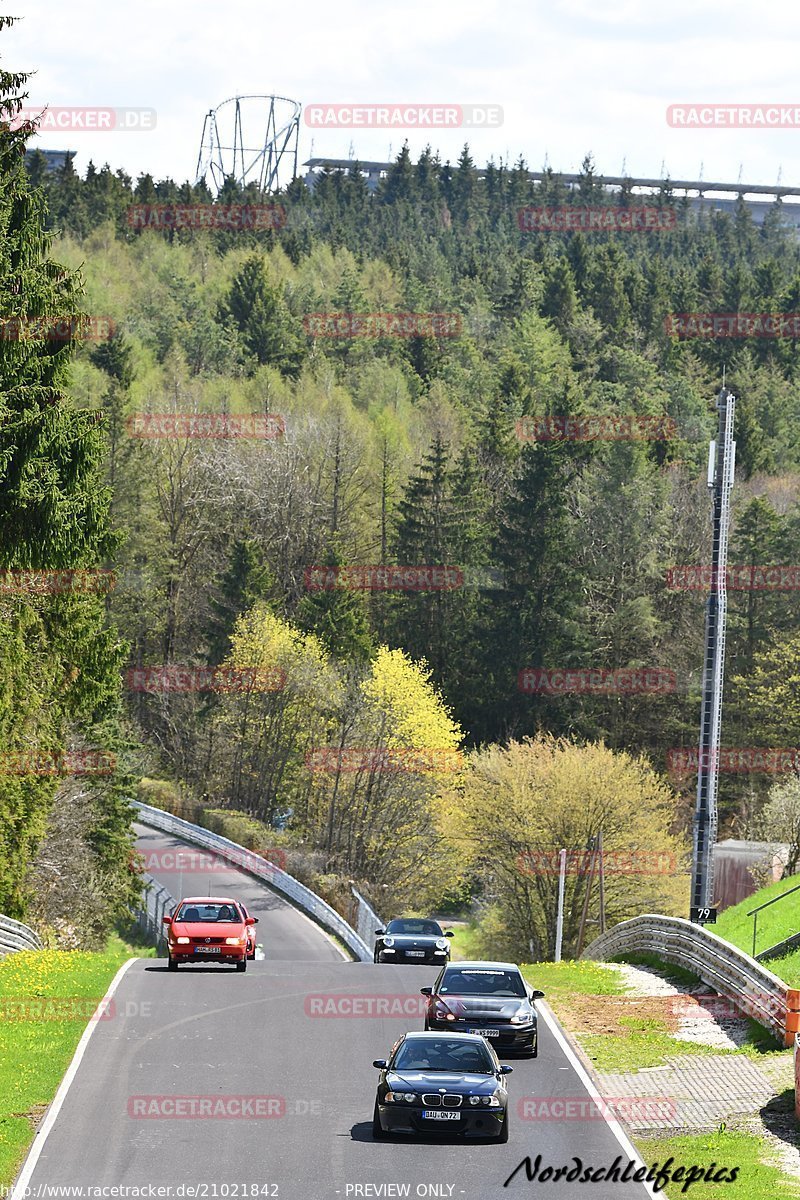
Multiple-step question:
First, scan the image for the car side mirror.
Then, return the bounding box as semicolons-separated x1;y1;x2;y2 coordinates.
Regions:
420;986;433;996
245;917;257;926
530;989;545;1000
375;928;385;936
444;930;454;937
372;1059;388;1069
162;915;172;925
499;1065;513;1075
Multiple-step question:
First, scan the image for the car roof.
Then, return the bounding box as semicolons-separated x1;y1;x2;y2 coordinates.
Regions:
401;1031;488;1043
177;897;241;905
442;960;521;971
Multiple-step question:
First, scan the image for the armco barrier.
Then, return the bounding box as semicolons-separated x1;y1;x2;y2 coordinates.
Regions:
583;913;793;1044
131;800;372;961
134;874;175;953
0;913;41;957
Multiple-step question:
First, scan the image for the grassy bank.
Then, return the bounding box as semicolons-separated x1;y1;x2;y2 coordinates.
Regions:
0;935;153;1188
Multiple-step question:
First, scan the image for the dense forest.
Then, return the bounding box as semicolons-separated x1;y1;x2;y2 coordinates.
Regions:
5;16;800;955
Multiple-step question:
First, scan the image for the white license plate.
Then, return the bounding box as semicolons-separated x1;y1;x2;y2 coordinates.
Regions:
469;1027;500;1038
194;947;221;954
406;950;425;957
422;1110;460;1120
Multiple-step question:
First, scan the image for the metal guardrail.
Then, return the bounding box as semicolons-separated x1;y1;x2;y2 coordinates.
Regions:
131;800;372;961
583;913;790;1042
134;874;175;953
0;913;42;956
351;886;384;955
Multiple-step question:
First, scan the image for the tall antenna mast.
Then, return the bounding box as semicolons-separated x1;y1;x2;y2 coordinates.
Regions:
690;386;736;923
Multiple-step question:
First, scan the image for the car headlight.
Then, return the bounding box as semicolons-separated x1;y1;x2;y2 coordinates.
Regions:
510;1011;534;1024
225;937;246;946
483;1096;501;1107
176;937;190;944
435;1007;456;1021
469;1096;481;1106
382;936;394;947
385;1091;416;1103
435;939;449;950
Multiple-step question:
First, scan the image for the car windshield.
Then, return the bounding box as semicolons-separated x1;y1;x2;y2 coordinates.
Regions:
439;969;526;998
386;919;442;936
175;903;240;923
392;1038;494;1074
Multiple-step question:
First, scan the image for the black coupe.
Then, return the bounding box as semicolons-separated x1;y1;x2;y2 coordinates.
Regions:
373;918;454;964
372;1031;512;1141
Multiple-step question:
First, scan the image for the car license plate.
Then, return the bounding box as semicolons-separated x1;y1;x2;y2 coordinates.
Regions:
469;1027;500;1038
194;946;221;954
422;1110;460;1120
406;950;425;957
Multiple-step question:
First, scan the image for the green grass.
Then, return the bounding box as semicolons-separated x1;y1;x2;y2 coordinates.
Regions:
639;1125;800;1198
520;958;629;1001
0;935;147;1188
714;876;800;960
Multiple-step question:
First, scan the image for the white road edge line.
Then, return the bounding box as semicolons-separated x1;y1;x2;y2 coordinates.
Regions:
287;903;350;961
10;957;138;1200
537;1001;658;1196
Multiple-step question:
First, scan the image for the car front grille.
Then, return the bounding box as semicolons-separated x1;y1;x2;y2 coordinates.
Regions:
191;937;225;944
421;1094;462;1108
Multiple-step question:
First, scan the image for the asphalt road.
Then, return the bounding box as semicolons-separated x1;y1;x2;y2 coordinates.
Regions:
16;823;654;1200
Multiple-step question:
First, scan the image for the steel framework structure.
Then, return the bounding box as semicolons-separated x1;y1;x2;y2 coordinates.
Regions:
196;95;300;194
690;387;736;918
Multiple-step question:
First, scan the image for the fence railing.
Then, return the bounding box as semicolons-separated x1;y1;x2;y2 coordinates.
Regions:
134;874;176;953
131;800;372;962
0;913;42;957
351;886;384;955
583;912;794;1044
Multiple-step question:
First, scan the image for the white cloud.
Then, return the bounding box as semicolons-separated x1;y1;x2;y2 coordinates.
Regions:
7;0;800;188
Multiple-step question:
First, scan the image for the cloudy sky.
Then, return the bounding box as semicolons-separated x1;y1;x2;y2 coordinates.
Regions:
8;0;800;191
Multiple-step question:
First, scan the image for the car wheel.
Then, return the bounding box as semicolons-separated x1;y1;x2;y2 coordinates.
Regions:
167;955;178;971
494;1111;509;1143
236;958;247;972
372;1100;386;1140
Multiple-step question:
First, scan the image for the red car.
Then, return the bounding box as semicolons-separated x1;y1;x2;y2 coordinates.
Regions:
164;896;257;971
241;903;260;960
